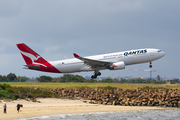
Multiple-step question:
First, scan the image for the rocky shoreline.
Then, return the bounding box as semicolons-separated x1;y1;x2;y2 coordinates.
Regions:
50;87;180;108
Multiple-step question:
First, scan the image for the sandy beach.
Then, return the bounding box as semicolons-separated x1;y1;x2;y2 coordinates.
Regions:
0;98;177;120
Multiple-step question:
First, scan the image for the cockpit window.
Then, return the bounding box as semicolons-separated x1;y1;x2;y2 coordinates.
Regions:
158;50;162;52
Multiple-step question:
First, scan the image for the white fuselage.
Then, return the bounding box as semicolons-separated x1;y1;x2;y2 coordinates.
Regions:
49;48;165;73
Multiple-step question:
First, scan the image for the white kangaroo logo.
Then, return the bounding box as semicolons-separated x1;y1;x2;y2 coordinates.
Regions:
20;51;47;68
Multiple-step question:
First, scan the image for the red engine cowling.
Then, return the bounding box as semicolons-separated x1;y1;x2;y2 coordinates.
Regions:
109;61;125;70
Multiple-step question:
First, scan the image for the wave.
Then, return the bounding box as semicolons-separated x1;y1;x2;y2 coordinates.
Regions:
9;109;180;120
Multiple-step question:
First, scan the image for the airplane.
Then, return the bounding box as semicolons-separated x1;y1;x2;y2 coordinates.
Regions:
16;43;165;79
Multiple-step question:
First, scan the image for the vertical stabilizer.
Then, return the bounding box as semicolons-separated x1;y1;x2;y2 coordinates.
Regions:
16;43;47;65
16;43;61;73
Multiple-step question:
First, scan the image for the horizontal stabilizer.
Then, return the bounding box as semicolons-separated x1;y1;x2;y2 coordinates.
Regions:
23;65;40;69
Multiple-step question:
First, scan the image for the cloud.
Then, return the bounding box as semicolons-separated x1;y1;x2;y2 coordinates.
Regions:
97;1;143;13
0;0;24;17
44;46;60;54
0;44;6;52
0;0;179;78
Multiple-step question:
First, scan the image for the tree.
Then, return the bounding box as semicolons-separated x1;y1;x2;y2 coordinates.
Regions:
2;75;7;80
38;75;53;82
7;73;16;80
119;78;127;83
102;78;113;83
0;75;3;80
57;74;85;83
170;79;179;84
19;76;29;80
112;78;119;83
88;79;97;83
157;75;161;81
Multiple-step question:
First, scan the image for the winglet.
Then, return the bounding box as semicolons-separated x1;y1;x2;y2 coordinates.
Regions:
73;53;80;58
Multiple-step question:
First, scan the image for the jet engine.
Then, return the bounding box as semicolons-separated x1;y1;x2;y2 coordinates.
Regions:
109;61;125;70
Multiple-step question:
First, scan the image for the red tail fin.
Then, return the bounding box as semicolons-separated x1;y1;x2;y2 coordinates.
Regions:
17;43;61;73
16;43;47;65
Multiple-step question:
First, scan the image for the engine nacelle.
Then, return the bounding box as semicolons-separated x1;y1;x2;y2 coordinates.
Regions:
109;61;125;70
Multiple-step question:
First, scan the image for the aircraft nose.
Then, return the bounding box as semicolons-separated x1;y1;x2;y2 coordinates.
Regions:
161;51;166;57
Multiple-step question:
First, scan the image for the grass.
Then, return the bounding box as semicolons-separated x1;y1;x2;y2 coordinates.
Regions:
0;83;60;99
3;82;180;90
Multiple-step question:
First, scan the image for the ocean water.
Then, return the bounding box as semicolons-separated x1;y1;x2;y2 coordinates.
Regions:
11;109;180;120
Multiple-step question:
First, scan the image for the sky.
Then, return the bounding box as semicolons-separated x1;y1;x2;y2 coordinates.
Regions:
0;0;179;79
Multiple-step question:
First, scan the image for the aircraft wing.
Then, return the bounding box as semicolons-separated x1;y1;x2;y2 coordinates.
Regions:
73;53;110;70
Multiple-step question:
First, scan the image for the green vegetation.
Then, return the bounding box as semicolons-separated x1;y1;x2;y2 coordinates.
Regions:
117;78;166;84
0;73;180;91
57;74;85;82
0;83;59;100
1;82;180;100
1;73;179;85
36;74;177;85
0;73;28;82
3;82;180;90
170;79;180;84
38;75;53;82
102;78;113;83
1;73;180;101
141;86;169;90
98;85;118;90
7;73;17;80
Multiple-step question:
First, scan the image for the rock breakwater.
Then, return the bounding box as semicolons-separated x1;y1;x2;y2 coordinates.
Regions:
50;87;180;107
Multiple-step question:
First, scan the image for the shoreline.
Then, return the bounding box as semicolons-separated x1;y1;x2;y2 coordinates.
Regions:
0;98;178;120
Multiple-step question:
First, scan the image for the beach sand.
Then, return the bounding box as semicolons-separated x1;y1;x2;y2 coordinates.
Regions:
0;98;176;120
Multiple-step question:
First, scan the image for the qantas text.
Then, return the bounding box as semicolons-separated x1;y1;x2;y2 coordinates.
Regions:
124;49;147;56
